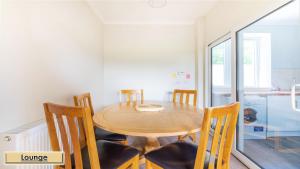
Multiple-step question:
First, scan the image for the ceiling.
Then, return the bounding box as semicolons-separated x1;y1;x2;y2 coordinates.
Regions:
85;0;220;24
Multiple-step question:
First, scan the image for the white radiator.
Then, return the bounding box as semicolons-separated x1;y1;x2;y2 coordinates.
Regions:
0;120;52;169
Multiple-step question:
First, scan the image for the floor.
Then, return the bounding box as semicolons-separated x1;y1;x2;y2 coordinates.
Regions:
127;136;248;169
243;137;300;169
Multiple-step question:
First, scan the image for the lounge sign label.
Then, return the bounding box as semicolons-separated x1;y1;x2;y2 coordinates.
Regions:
4;152;64;165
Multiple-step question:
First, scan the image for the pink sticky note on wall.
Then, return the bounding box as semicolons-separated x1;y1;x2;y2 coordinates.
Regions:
186;74;191;79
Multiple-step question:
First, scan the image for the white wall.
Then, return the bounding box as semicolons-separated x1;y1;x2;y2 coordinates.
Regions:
103;24;196;105
195;17;205;108
0;0;291;133
204;0;290;45
0;0;104;132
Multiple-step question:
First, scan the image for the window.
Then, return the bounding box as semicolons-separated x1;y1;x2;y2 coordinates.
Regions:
243;33;271;88
212;39;231;87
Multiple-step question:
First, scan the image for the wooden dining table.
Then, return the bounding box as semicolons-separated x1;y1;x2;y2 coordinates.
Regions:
93;101;203;154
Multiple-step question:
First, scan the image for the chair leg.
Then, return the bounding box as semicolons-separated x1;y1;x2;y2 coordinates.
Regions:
190;133;196;143
147;160;163;169
224;162;230;169
146;160;152;169
118;155;139;169
131;155;139;169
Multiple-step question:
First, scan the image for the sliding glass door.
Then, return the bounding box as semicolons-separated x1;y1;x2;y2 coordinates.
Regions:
208;1;300;168
236;1;300;168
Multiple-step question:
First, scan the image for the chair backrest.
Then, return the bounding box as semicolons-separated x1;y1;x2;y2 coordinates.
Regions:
44;103;100;169
172;89;197;106
194;102;240;169
120;89;144;104
73;93;95;116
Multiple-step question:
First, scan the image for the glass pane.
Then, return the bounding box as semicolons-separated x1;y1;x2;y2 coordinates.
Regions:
211;39;232;106
236;1;300;168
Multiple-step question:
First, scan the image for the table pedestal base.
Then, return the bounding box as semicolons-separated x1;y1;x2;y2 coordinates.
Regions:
131;136;161;164
144;137;160;153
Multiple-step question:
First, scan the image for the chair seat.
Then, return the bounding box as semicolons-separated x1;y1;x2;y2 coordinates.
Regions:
94;127;127;142
145;142;214;169
71;140;139;169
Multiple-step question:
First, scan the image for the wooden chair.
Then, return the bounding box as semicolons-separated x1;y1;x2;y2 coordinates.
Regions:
145;102;240;169
120;89;144;104
74;93;128;145
44;102;139;169
173;89;198;142
172;89;197;106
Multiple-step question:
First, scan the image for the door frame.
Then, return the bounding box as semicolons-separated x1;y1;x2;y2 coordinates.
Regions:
207;33;260;169
230;30;261;169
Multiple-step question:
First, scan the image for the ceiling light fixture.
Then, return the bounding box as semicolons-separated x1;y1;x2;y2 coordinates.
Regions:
148;0;167;8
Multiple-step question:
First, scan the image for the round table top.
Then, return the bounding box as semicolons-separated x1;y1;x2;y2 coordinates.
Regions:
93;101;204;137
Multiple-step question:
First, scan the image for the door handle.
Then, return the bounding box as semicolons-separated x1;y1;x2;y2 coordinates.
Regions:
291;84;300;112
